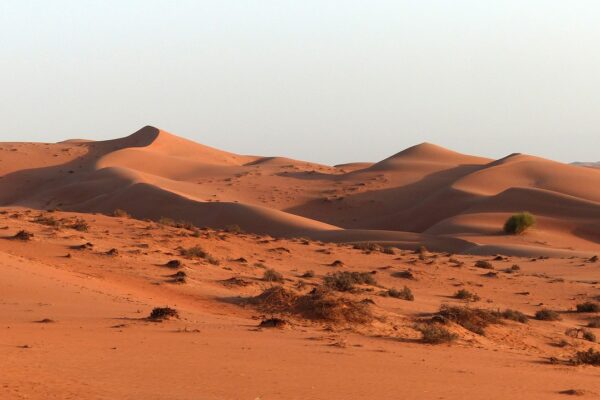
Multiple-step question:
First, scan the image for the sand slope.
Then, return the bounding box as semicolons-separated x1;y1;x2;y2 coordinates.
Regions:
1;126;600;256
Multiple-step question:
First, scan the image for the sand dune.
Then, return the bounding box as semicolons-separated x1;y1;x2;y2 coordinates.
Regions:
1;125;600;256
3;128;600;399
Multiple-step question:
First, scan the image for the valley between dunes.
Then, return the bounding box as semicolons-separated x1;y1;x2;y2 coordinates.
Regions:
2;127;600;399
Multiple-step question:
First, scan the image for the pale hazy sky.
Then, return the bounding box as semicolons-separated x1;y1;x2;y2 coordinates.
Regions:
1;1;599;164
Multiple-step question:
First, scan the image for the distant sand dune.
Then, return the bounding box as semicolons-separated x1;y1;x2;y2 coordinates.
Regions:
1;125;599;256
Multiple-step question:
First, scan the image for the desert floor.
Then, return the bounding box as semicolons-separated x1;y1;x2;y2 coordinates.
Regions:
2;208;600;399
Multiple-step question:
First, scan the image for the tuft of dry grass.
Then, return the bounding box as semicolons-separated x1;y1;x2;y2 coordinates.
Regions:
572;348;600;365
437;305;501;336
454;289;480;302
323;271;377;292
415;323;458;344
535;308;561;321
148;307;179;321
12;230;33;241
262;268;284;283
385;286;414;301
248;286;373;324
576;302;600;313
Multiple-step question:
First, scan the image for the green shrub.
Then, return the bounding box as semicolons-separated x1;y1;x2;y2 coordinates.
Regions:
503;212;535;234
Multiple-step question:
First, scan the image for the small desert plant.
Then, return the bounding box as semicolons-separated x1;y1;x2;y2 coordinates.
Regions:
572;348;600;365
300;270;315;278
503;212;535;234
454;289;480;302
179;245;208;258
263;268;284;283
583;330;597;342
382;246;396;255
258;317;288;328
112;209;130;218
576;302;600;313
165;259;182;268
68;219;89;232
504;264;521;273
392;270;415;280
33;215;61;227
158;217;176;226
296;287;373;323
387;286;414;301
437;305;500;335
179;246;219;264
168;271;187;284
416;324;458;344
148;307;179;321
535;308;561;321
224;224;244;234
323;271;377;292
475;260;493;269
500;309;528;323
12;230;33;240
353;242;382;253
587;318;600;328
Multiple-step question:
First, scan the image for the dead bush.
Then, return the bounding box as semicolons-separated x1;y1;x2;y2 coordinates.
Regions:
323;271;377;292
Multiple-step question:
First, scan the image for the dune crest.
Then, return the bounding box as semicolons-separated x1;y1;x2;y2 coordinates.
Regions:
1;126;599;256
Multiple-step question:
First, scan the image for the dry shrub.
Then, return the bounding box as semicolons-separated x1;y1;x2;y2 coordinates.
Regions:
323;271;377;292
179;246;219;265
296;287;373;324
437;305;501;335
112;209;130;218
415;323;458;344
572;348;600;365
148;307;179;321
392;270;415;280
249;286;373;324
535;308;561;321
68;219;89;232
12;230;33;240
475;260;494;269
576;302;600;313
353;242;382;253
386;286;414;301
454;289;480;302
258;317;288;328
263;268;284;283
33;215;61;227
500;309;528;323
249;286;299;314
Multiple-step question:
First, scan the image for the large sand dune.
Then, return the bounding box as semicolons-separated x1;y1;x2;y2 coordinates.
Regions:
3;129;600;399
1;125;600;256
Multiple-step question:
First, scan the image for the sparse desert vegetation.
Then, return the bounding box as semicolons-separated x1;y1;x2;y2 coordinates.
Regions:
503;212;536;235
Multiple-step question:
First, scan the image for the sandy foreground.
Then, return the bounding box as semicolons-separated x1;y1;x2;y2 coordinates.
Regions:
2;127;600;399
2;209;600;399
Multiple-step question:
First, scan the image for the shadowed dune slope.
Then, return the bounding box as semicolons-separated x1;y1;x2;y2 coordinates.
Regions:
1;126;600;255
